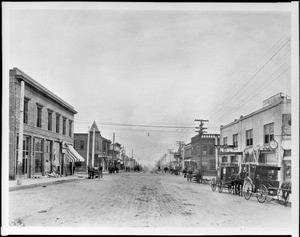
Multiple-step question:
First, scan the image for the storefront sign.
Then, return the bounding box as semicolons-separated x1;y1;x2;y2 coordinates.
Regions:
263;93;282;107
214;145;236;149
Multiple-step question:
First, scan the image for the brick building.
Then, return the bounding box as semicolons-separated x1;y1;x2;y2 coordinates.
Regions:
219;93;291;183
190;133;220;175
9;68;84;180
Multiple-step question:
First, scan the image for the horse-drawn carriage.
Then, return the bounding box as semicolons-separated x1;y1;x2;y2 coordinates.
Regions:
243;164;291;205
211;164;245;195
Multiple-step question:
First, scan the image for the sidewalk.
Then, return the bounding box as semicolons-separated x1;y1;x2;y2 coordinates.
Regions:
8;170;125;192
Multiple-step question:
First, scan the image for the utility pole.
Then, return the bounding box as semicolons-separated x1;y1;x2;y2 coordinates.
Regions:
17;80;25;185
195;119;209;171
112;133;115;169
86;126;90;172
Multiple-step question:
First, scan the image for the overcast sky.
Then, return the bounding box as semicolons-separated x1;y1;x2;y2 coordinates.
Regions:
5;3;295;167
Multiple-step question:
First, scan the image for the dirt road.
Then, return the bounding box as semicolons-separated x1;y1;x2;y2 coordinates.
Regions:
9;171;291;228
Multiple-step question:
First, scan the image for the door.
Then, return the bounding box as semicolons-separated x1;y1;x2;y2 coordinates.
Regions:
53;142;61;174
44;140;52;174
22;136;30;177
33;138;43;175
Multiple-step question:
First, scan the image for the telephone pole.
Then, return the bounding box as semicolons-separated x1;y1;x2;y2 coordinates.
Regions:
194;119;209;171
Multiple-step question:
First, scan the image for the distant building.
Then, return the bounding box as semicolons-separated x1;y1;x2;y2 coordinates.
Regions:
219;93;291;183
190;133;220;175
74;121;123;171
9;68;84;180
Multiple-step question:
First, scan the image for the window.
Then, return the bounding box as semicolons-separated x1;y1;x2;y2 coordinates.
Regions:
282;114;291;126
69;120;73;137
56;114;60;133
36;105;42;128
222;156;227;163
284;149;291;156
23;99;29;124
202;145;207;155
209;146;214;155
210;159;216;170
80;140;84;149
233;134;238;148
223;137;227;145
264;123;274;144
246;129;253;146
96;141;100;150
62;117;66;135
48;110;53;131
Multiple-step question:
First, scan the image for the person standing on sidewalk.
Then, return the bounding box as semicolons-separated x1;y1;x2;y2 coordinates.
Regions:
98;166;103;179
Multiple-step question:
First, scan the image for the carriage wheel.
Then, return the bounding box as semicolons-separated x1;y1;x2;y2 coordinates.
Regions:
278;189;290;205
218;180;223;193
243;180;253;200
257;184;268;203
228;185;232;194
211;178;217;191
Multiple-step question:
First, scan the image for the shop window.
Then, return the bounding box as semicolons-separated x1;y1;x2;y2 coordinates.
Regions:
34;138;43;174
246;129;253;146
233;134;238;148
210;159;216;170
282;114;291;126
264;123;274;144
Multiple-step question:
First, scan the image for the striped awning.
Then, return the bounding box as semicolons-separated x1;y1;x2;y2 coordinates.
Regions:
66;144;85;162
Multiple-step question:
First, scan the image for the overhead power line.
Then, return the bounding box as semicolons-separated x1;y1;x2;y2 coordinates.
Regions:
208;37;290;120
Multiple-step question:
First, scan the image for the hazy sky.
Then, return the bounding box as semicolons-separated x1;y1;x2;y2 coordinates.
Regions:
6;3;294;167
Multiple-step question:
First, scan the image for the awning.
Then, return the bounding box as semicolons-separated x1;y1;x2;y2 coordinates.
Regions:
66;144;85;162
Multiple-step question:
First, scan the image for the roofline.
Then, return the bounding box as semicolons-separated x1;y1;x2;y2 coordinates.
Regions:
221;98;291;130
11;67;77;114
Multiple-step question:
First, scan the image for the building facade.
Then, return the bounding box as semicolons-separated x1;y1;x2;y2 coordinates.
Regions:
218;93;291;183
190;134;220;175
9;68;83;180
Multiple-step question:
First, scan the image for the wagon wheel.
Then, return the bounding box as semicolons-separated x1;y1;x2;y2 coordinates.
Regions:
218;180;223;193
278;189;290;205
243;180;253;200
228;184;232;194
256;184;268;203
211;178;217;191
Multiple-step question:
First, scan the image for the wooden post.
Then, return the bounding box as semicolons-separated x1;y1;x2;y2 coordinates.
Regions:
86;127;90;172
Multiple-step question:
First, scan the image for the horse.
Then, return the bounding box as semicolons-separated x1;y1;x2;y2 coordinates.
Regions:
230;171;246;196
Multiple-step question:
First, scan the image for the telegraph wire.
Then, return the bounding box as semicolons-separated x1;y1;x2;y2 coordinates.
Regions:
219;66;290;122
210;49;291;123
208;37;290;120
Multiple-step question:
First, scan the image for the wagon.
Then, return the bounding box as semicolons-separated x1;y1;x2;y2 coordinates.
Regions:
211;164;240;193
243;164;291;205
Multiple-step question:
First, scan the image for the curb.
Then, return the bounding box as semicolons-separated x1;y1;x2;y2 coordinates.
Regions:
9;178;83;192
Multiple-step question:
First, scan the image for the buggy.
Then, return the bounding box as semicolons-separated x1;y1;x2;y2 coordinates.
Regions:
243;164;291;205
211;164;241;193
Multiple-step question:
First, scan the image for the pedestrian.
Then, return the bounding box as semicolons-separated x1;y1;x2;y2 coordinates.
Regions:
98;166;103;179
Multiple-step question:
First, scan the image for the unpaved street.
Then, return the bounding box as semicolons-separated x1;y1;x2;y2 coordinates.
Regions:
9;171;291;228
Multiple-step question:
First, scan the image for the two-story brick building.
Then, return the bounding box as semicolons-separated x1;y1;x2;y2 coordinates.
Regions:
9;68;84;180
219;93;291;183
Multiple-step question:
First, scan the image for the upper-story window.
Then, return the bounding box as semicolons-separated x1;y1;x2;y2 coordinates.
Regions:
69;120;73;137
62;117;67;135
223;137;227;145
36;104;43;128
96;141;100;150
246;129;253;146
264;123;274;144
56;113;60;133
233;134;238;148
209;146;214;155
23;99;29;124
48;110;53;131
202;145;207;155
